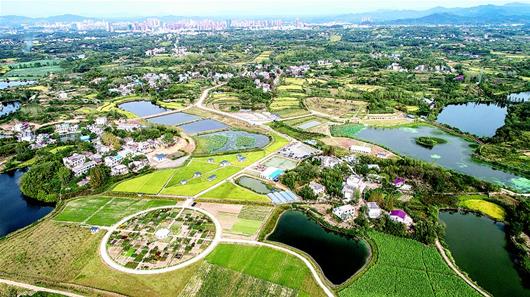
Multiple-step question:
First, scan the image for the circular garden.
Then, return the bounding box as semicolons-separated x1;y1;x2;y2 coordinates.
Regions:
103;206;219;272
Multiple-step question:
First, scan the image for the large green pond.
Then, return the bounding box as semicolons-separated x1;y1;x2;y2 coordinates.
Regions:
353;125;530;193
440;211;530;297
267;210;370;285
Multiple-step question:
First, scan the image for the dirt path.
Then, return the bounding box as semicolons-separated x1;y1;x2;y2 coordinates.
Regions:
435;239;491;297
0;278;84;297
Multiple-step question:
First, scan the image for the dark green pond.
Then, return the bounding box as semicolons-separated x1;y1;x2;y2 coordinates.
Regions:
354;125;530;193
236;176;274;194
440;211;530;297
267;210;370;284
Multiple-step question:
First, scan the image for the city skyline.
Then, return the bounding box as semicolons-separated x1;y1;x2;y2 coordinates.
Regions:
2;0;530;18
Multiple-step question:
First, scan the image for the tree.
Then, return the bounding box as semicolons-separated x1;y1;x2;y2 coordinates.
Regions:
298;185;317;200
89;165;108;189
19;160;63;202
101;132;121;150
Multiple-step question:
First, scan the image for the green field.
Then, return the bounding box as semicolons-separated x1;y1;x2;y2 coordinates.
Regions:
206;244;326;296
5;65;64;77
339;232;481;297
458;198;506;221
199;182;270;203
113;133;287;196
331;124;365;138
113;169;176;194
55;197;178;226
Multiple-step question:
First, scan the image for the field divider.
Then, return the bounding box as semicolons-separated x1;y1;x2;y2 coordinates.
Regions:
82;197;116;225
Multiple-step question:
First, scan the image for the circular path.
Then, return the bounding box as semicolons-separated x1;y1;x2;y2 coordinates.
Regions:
100;205;222;275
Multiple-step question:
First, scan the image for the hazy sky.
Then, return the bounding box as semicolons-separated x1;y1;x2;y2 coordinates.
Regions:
1;0;529;17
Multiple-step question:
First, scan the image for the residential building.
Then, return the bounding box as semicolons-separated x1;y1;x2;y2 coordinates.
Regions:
333;205;355;221
350;145;372;154
72;161;96;177
63;153;86;169
111;164;129;176
309;181;326;196
366;202;382;219
389;209;414;226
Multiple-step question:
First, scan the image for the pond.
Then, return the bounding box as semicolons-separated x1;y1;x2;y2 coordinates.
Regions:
0;169;54;238
508;91;530;103
0;80;36;90
0;101;21;118
267;210;370;284
436;103;507;137
196;130;270;154
236;176;275;194
354;125;530;192
178;119;228;135
440;211;530;297
118;101;168;117
147;112;201;126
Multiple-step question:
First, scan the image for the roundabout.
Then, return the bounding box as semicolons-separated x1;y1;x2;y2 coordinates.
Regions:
100;205;222;274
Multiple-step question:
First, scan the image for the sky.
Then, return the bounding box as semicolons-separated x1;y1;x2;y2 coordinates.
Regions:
1;0;529;18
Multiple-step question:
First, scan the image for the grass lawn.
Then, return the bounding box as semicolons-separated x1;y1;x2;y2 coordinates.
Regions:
85;198;177;226
230;218;263;235
54;197;112;223
206;244;326;297
199;182;270;203
339;232;480;297
113;169;176;194
5;65;64;77
458;198;506;221
55;197;178;226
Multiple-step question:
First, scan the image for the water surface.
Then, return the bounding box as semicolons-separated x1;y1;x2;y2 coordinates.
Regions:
179;119;228;135
236;176;274;194
436;103;507;137
267;210;370;284
0;101;21;118
118;101;168;117
354;125;530;192
440;211;530;297
0;170;54;237
147;112;200;126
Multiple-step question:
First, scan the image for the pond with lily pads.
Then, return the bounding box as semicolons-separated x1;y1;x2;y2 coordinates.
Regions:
195;130;270;154
352;125;530;192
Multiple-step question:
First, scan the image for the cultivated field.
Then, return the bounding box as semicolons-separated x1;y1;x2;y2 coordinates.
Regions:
206;244;326;297
199;182;270;203
457;195;506;220
55;196;179;226
340;232;481;297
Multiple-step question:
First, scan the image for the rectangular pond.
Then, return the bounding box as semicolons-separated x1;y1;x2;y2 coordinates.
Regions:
147;112;201;126
178;119;228;135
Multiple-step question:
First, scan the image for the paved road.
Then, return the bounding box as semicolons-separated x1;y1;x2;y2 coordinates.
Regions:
435;239;491;297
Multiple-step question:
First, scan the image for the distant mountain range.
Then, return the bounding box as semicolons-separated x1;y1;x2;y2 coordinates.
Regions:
1;3;530;26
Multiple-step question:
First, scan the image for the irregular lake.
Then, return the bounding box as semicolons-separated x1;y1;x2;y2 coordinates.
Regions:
0;80;36;89
436;103;507;137
0;101;21;118
147;112;201;126
267;210;370;284
0;169;54;238
118;101;168;117
508;91;530;103
354;125;530;192
178;119;228;135
440;211;530;297
236;176;274;194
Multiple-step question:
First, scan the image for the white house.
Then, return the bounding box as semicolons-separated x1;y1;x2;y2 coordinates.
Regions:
318;156;341;168
63;153;86;169
333;205;355;221
104;155;122;167
308;181;326;196
350;145;372;154
389;209;414;226
366;202;382;219
71;161;96;177
95;117;108;126
111;164;129;176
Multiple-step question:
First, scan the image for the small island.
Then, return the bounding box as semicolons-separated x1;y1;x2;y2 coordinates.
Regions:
415;136;448;148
